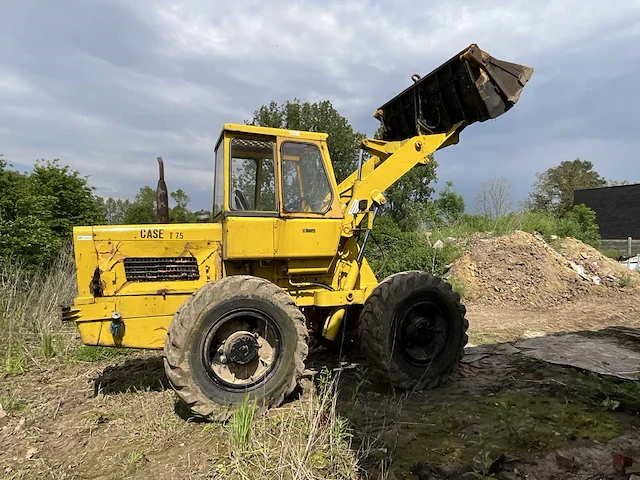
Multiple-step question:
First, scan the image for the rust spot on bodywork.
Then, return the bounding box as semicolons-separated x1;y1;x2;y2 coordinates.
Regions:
214;242;223;280
89;267;104;297
113;281;132;295
179;242;195;258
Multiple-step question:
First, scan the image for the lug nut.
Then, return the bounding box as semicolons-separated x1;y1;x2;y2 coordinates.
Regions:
220;355;227;364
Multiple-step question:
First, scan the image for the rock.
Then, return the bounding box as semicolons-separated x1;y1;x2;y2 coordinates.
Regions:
0;405;6;419
555;450;575;469
626;464;640;474
629;475;640;480
433;239;444;250
612;452;633;473
410;462;446;480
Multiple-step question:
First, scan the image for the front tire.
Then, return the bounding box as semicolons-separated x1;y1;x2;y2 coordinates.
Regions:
163;275;308;420
358;271;468;390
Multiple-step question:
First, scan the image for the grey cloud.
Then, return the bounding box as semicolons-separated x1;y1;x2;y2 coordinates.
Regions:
1;0;639;214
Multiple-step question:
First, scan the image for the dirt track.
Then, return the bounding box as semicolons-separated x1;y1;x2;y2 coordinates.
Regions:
1;290;639;480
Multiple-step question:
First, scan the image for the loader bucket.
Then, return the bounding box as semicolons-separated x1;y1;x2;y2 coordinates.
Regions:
374;44;533;141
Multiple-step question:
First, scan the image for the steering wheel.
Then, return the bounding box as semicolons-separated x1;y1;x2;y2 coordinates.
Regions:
233;190;250;210
285;195;306;212
285;194;332;213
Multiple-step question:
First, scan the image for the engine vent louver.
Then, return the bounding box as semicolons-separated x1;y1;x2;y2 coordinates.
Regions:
123;257;200;282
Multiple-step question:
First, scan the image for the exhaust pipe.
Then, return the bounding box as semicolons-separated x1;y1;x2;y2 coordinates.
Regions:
156;157;169;224
374;44;534;141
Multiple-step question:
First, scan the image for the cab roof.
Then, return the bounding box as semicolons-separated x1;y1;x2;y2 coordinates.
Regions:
220;123;329;142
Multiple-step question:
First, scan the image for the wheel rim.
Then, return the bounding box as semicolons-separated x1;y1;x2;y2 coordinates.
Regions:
395;298;449;366
200;308;282;390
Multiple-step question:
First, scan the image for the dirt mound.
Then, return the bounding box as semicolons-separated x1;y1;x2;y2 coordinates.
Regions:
557;237;637;287
448;231;632;309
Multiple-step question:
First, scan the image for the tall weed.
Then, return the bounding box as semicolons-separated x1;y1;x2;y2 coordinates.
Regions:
0;244;77;371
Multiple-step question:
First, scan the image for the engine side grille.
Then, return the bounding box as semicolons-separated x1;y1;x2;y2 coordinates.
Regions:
123;257;200;282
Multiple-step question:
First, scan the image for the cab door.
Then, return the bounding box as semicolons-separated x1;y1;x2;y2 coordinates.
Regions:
222;136;279;260
274;139;342;261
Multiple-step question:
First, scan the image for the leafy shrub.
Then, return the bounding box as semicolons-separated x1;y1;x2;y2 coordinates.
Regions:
365;216;461;279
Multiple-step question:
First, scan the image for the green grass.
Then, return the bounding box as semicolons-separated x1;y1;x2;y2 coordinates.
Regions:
4;339;26;374
0;393;27;414
0;247;77;371
71;345;132;362
227;394;257;453
574;372;640;413
41;331;55;359
392;391;622;471
618;275;631;288
447;276;467;299
206;369;358;479
119;450;145;472
467;331;496;345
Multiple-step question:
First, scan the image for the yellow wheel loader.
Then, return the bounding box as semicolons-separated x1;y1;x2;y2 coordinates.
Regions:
63;45;533;418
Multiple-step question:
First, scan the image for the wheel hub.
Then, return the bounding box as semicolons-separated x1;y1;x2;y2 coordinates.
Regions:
223;331;259;365
406;316;430;339
398;300;448;365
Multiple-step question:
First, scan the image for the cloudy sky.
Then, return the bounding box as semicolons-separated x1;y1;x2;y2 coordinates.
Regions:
1;0;639;212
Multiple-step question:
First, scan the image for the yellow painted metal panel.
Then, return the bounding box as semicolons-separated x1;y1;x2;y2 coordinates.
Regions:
73;294;190;349
77;316;173;349
72;226;99;298
223;216;276;260
224;123;328;142
86;224;223;297
275;218;342;259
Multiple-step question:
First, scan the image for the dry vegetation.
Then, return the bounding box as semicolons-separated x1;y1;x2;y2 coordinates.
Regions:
0;245;79;374
2;234;640;479
0;248;369;480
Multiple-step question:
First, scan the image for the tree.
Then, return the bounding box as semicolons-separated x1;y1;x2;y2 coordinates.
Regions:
428;181;465;227
475;177;512;219
169;189;196;223
525;159;606;217
608;179;631;186
28;159;105;236
123;186;196;224
0;157;104;267
123;186;157;224
248;99;366;183
372;126;439;231
95;197;131;225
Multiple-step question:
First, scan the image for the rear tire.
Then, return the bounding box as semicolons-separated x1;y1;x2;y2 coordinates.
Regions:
358;271;468;390
163;275;308;420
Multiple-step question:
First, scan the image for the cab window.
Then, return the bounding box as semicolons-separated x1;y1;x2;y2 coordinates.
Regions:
213;138;224;220
281;142;333;213
229;138;277;212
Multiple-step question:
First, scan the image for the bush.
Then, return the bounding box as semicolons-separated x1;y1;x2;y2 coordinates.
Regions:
365;206;602;280
0;158;103;268
365;216;461;279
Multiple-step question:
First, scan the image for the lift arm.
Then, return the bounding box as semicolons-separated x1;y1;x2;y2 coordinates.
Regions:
337;43;533;237
338;122;464;235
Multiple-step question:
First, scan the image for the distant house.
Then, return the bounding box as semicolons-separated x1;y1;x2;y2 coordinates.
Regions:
573;184;640;253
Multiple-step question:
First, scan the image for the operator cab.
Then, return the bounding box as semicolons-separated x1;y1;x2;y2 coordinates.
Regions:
213;124;341;220
212;123;344;262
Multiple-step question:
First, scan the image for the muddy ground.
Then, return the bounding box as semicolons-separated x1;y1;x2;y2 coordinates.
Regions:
1;293;639;480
